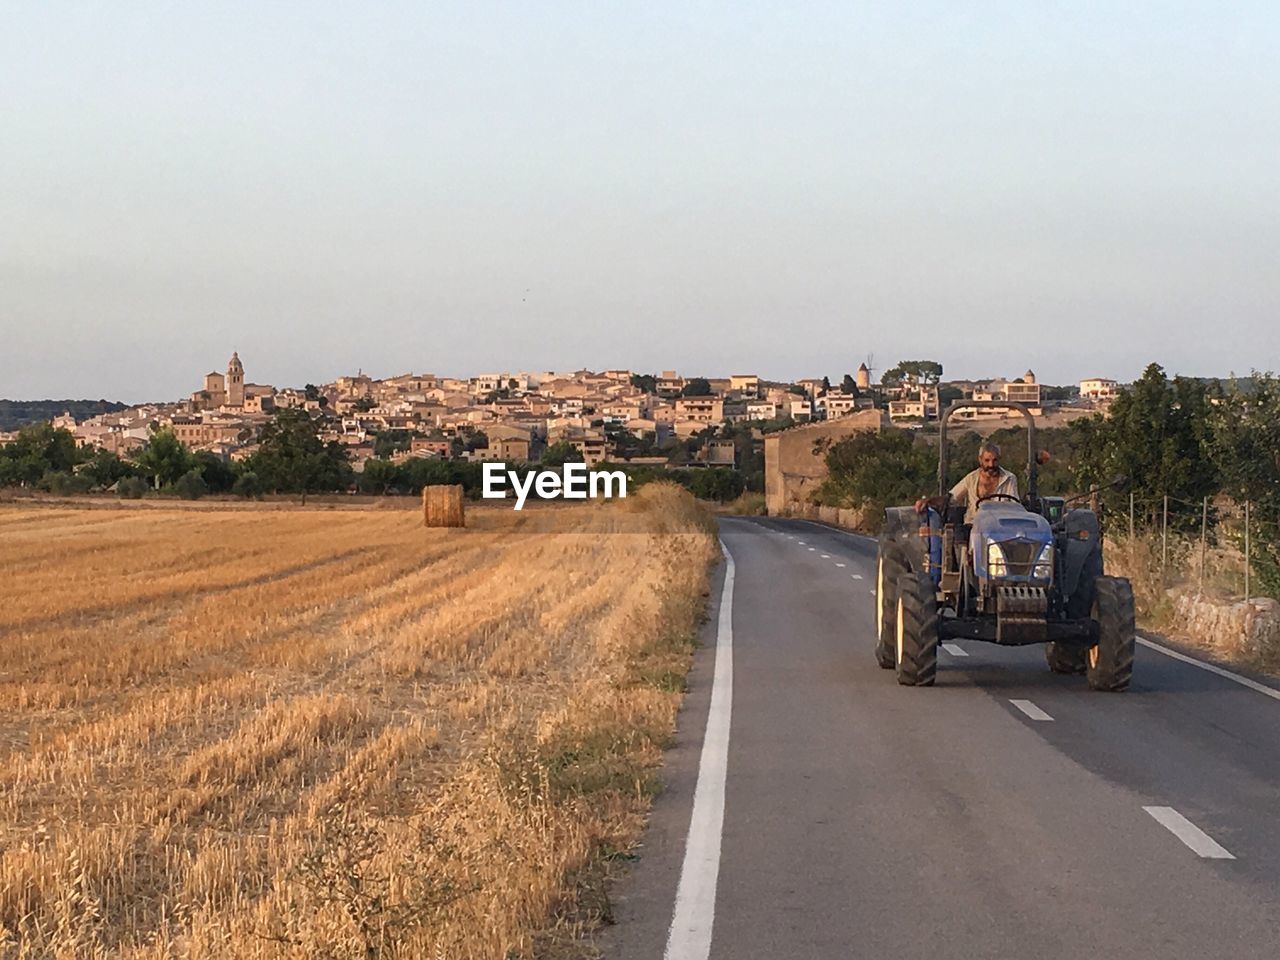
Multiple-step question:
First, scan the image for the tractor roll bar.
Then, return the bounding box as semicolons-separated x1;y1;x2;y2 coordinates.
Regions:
938;401;1037;500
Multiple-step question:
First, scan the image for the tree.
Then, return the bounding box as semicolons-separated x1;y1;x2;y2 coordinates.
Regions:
0;424;81;485
630;373;657;394
681;377;712;397
821;376;832;395
79;448;132;488
172;469;208;500
359;458;401;495
818;429;936;526
540;441;584;468
882;360;943;387
687;468;745;502
136;430;194;489
192;451;237;493
373;430;413;459
841;374;859;396
243;409;352;498
1074;363;1217;525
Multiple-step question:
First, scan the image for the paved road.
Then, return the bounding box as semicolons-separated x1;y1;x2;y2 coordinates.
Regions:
603;516;1280;960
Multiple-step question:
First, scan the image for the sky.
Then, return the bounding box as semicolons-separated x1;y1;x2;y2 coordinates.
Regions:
2;1;1278;403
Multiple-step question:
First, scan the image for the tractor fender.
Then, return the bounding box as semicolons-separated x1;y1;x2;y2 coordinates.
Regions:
883;506;926;572
1061;509;1103;618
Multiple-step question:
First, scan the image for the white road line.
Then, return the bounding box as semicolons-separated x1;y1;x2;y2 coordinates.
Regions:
942;643;969;657
820;553;830;558
1009;699;1053;721
834;562;846;568
851;573;864;580
797;540;806;545
808;547;816;552
664;540;735;960
1137;636;1280;702
1143;806;1236;859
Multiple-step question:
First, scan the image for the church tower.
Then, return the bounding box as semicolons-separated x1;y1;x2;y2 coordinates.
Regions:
227;352;245;407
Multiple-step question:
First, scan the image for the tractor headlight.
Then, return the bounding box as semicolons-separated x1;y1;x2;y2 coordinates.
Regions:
986;543;1007;576
1033;545;1054;581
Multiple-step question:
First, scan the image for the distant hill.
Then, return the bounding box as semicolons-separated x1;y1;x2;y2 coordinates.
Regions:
0;399;129;432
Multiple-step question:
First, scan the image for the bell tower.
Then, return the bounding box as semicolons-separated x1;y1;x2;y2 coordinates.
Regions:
227;352;245;407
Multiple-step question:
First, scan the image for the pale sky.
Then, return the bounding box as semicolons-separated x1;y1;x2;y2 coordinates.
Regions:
2;2;1278;402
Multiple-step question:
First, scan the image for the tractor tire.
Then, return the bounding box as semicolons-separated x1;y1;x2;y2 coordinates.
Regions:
1086;576;1136;692
895;571;939;686
875;540;907;669
1045;642;1088;675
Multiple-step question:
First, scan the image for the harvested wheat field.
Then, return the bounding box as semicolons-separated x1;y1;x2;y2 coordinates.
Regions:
0;485;718;959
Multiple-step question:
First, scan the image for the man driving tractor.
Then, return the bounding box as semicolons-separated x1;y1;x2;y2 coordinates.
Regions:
915;441;1018;524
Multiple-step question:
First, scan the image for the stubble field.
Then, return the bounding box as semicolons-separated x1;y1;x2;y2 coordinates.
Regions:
0;486;717;959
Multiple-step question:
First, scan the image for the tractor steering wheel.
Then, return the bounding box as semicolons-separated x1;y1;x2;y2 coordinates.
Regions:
975;493;1022;506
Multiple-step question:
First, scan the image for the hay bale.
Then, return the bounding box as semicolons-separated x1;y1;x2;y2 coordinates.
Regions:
423;484;466;528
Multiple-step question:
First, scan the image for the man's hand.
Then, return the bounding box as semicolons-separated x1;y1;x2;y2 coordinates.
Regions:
914;497;929;513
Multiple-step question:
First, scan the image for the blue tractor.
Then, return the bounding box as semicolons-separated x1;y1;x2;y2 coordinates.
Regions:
875;401;1135;690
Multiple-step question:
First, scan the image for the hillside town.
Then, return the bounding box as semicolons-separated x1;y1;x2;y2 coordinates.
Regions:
3;354;1118;475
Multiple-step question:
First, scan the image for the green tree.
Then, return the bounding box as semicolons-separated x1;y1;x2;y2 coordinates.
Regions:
630;373;657;394
687;467;745;502
172;469;209;500
79;448;133;488
881;360;943;387
1075;363;1217;525
821;375;831;394
818;429;937;526
1210;372;1280;595
359;458;402;495
373;430;413;459
136;430;194;489
840;374;859;396
540;440;584;468
0;423;81;486
681;377;712;397
192;450;237;493
243;409;352;498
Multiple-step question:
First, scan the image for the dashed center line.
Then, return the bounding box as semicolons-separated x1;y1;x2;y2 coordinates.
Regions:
851;573;864;580
941;643;969;657
820;553;830;558
808;547;816;552
834;562;846;568
1009;699;1053;721
1143;806;1235;859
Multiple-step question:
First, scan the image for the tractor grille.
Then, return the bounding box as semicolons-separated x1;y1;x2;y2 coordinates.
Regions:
997;585;1048;615
997;540;1039;577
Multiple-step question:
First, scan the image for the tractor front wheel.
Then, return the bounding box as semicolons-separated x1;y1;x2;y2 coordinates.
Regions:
895;571;939;686
1087;576;1136;691
875;542;906;669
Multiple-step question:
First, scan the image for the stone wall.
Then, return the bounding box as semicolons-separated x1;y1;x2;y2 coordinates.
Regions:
1170;593;1280;662
763;410;885;518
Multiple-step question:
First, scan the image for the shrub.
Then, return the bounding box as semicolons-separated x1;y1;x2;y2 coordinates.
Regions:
116;476;150;499
172;469;208;500
232;471;263;499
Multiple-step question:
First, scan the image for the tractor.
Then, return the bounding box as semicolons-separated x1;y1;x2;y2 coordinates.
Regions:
875;401;1135;690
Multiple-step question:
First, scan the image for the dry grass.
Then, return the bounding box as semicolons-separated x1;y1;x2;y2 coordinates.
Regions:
0;485;718;959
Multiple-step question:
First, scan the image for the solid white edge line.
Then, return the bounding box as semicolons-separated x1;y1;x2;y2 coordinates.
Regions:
663;539;735;960
1143;806;1236;859
1009;698;1054;721
1137;636;1280;702
941;642;969;657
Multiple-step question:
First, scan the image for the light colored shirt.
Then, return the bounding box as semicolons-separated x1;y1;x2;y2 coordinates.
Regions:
950;467;1019;524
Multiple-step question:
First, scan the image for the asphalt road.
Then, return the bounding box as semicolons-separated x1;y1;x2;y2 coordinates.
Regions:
603;516;1280;960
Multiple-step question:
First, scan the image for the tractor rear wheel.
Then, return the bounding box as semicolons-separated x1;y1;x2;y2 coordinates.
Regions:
875;541;907;669
1045;642;1088;675
895;571;939;686
1087;576;1136;691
